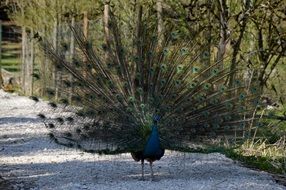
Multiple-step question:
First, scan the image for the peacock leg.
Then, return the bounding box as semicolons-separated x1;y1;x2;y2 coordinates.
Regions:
150;161;154;180
141;159;144;180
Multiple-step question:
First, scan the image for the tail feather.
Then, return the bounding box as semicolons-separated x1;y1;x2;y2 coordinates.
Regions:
39;12;260;153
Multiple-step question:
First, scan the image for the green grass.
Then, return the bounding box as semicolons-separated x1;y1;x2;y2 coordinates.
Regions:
224;148;285;174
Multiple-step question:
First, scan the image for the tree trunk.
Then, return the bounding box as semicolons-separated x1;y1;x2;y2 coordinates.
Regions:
103;4;110;46
201;0;212;76
216;0;229;69
228;0;251;88
135;4;143;92
83;11;89;40
157;0;163;46
83;11;89;77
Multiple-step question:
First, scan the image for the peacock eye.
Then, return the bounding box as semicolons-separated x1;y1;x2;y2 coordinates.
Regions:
203;83;211;90
192;66;200;73
201;51;210;61
171;31;178;39
175;80;181;87
257;122;264;127
219;84;226;92
160;64;167;71
202;111;210;117
225;102;234;110
235;79;242;86
163;48;169;55
116;94;123;101
189;80;198;89
135;73;141;79
176;65;183;73
126;107;133;112
73;58;81;67
212;124;220;129
136;87;143;94
61;42;69;51
160;79;166;85
123;82;128;88
239;123;245;129
128;96;135;103
140;104;145;109
224;115;232;121
86;63;92;70
250;87;258;94
197;94;205;102
107;62;113;68
180;48;188;55
239;93;246;100
211;68;219;76
107;80;114;88
151;35;157;40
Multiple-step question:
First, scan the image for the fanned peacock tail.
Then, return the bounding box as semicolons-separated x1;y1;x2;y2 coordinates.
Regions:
38;11;260;155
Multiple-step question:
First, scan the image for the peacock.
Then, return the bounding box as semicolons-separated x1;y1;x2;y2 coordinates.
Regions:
36;9;260;180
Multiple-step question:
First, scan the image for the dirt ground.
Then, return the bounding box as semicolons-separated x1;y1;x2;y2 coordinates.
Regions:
0;90;285;190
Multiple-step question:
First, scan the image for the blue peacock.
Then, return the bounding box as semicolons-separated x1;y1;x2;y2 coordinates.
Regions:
37;9;260;180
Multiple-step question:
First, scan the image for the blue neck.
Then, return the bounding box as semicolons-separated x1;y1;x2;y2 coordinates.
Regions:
143;124;161;157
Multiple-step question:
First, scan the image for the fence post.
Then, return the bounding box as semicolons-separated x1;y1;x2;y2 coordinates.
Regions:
0;20;3;87
21;26;27;95
29;29;34;96
40;27;47;97
68;16;75;104
52;19;59;100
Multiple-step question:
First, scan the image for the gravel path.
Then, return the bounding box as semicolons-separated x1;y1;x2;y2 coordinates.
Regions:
0;90;285;190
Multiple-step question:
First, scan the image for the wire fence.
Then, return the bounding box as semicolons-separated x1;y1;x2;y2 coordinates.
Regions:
0;21;21;89
0;18;107;99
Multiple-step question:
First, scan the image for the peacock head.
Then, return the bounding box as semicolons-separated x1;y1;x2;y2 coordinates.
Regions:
153;115;160;124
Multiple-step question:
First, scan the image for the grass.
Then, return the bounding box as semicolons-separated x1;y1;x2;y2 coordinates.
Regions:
229;107;286;175
229;140;286;174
